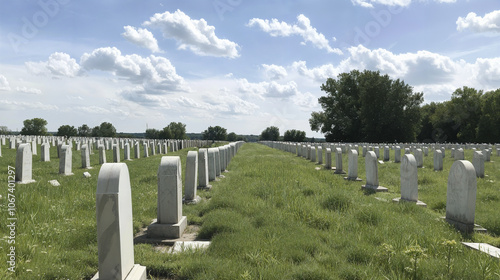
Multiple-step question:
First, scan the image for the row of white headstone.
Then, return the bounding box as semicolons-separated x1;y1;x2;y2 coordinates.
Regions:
261;141;494;234
10;138;217;183
92;141;243;280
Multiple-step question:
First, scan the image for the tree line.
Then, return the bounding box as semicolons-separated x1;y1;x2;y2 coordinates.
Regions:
310;70;500;144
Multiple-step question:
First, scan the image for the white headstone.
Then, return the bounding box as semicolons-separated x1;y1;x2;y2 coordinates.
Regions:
362;151;387;192
334;148;345;174
415;149;424;168
472;151;485;178
345;149;361;181
207;148;217;181
445;160;477;233
148;156;187;239
433;150;443;171
81;144;92;169
397;154;425;206
99;145;106;165
184;151;200;204
93;163;146;280
134;142;140;159
383;146;390;161
59;145;73;176
113;145;120;163
143;143;149;158
198;148;210;188
124;143;131;161
15;143;35;184
394;146;401;163
317;146;323;164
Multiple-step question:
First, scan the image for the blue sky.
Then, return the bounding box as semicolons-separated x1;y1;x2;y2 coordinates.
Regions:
1;0;499;137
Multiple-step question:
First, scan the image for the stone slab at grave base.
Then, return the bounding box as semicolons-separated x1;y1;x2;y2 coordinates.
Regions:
218;174;226;179
362;185;388;192
183;195;201;205
344;176;362;181
462;243;500;258
91;264;146;280
171;241;211;254
334;170;346;175
135;224;201;246
444;217;487;233
392;197;427;207
16;179;36;184
148;217;187;239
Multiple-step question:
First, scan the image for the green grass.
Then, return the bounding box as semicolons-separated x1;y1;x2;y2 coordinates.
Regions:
0;142;499;279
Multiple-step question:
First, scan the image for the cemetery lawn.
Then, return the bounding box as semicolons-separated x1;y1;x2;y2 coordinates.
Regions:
0;142;498;279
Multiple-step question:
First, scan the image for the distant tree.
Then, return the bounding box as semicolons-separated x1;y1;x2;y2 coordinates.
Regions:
167;122;187;139
227;132;238;141
78;124;92;137
20;118;49;136
159;127;172;139
259;126;280;141
310;70;423;142
57;125;77;137
0;126;10;135
283;129;306;142
91;122;116;137
145;128;160;139
202;126;227;141
449;86;482;143
477;89;500;143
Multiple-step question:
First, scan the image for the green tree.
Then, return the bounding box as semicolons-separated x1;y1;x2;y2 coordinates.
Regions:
283;129;306;142
449;86;482;143
167;122;187;139
78;124;92;137
202;126;227;141
159;127;172;139
57;125;77;137
20;118;49;136
145;128;160;139
310;70;423;142
260;126;280;141
0;126;10;135
91;122;116;137
227;132;238;141
477;89;500;143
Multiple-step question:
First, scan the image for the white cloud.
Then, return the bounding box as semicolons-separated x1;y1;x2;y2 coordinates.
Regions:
15;86;42;95
122;26;162;53
26;52;81;77
457;10;500;33
247;14;342;54
262;64;287;80
237;79;299;99
80;47;189;95
144;9;240;58
351;0;454;8
291;61;338;82
0;100;58;111
293;91;319;111
0;75;11;91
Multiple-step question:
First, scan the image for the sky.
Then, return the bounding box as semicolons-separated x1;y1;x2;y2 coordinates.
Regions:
0;0;499;137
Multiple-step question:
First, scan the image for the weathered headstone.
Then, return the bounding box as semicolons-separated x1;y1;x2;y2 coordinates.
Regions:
15;143;35;184
198;148;210;188
207;148;217;181
59;145;74;176
81;144;92;169
445;160;480;233
325;148;332;169
394;146;401;163
183;151;200;204
41;142;50;162
393;154;426;206
455;148;464;160
433;150;443;171
383;146;390;161
334;148;345;174
317;146;323;164
99;145;106;165
113;145;121;163
310;146;317;163
345;149;361;181
415;149;424;168
148;157;187;239
472;151;485;178
93;163;146;280
362;151;387;192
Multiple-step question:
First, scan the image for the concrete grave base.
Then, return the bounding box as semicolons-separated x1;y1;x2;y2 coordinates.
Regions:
392;197;427;207
362;185;388;192
183;195;202;205
171;241;211;254
344;177;362;181
148;216;187;239
91;264;147;280
444;217;487;233
16;179;36;184
462;243;500;258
